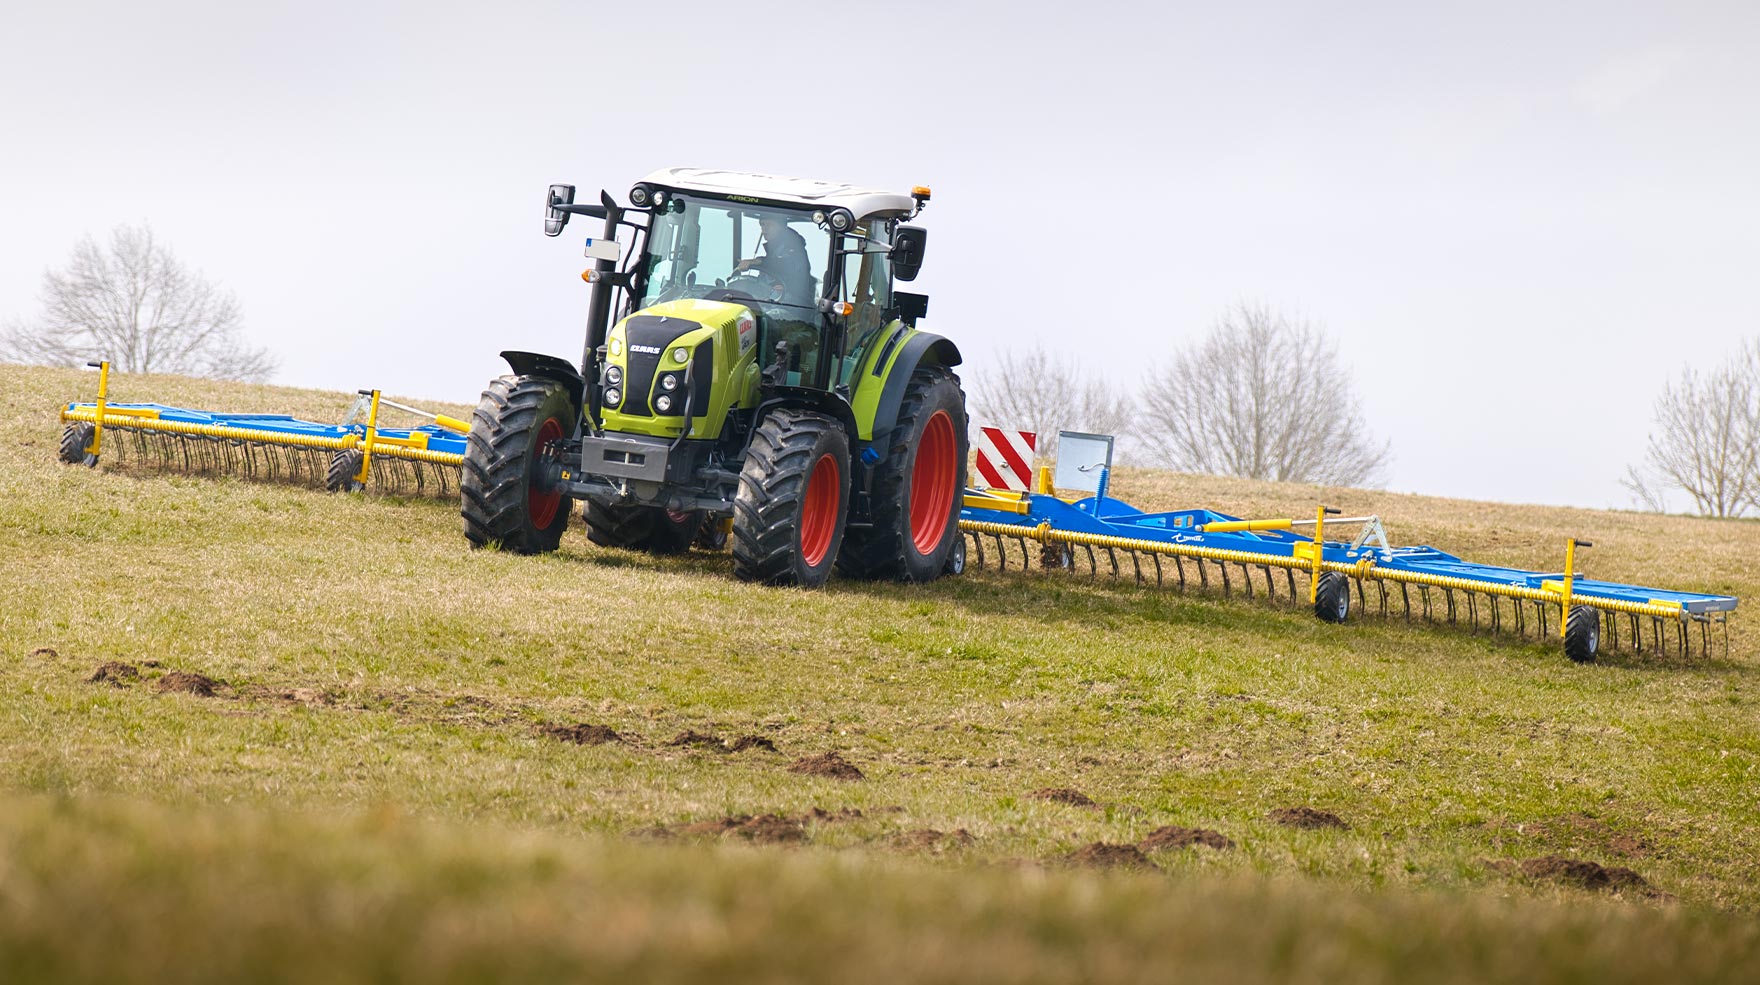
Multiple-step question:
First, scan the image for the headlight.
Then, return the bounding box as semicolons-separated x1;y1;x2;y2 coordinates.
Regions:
660;374;678;391
609;338;622;357
652;189;669;208
655;394;672;412
629;184;651;207
829;208;854;232
603;387;621;407
604;365;622;385
672;346;689;363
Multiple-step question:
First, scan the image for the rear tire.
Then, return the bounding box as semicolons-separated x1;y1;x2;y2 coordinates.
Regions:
731;409;850;587
59;423;97;467
1315;571;1351;623
836;367;968;582
1564;604;1599;664
584;501;700;555
460;376;574;554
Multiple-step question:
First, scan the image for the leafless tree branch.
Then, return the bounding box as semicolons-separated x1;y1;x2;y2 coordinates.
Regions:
1138;302;1390;485
1624;341;1760;517
0;224;276;382
967;344;1136;460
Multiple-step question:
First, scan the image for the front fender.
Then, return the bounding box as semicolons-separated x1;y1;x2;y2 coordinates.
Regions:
861;331;961;441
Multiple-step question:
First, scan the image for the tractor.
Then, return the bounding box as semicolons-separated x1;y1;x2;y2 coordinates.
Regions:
460;168;967;587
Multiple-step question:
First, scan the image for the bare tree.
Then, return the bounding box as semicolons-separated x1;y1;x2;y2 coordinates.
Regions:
1;224;275;381
967;344;1134;459
1623;342;1760;517
1139;303;1389;485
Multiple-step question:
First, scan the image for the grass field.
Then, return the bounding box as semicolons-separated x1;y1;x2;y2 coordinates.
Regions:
4;362;1759;982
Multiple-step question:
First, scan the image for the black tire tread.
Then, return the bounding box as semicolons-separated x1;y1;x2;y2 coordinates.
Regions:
1564;604;1599;664
731;408;844;586
459;375;572;554
59;423;96;466
1315;571;1351;623
327;450;364;492
836;367;968;581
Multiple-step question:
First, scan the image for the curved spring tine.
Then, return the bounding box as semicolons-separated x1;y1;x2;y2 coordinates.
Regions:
1284;567;1297;601
1196;557;1208;589
1128;550;1143;585
968;531;986;569
989;534;1007;571
1174;555;1186;590
1152;554;1163;588
1239;563;1253;599
1083;544;1097;578
1399;583;1412;622
1419;585;1431;621
1218;560;1231;597
1444;588;1456;624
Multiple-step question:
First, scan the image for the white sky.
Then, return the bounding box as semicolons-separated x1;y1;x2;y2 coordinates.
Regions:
3;0;1757;509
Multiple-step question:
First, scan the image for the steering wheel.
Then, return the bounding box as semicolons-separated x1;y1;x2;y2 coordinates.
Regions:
720;269;787;303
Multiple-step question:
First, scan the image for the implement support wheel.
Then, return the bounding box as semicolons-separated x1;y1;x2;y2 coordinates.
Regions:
1564;605;1600;664
732;408;850;587
1315;571;1351;624
836;367;968;582
460;375;574;554
59;423;97;467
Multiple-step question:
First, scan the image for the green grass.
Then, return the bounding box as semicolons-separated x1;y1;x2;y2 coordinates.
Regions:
4;361;1760;981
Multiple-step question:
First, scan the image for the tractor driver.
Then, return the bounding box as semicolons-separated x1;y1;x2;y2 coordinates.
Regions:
735;215;815;307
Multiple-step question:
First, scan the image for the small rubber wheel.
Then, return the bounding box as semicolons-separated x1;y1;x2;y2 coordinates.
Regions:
944;534;967;576
327;450;365;492
1314;571;1351;624
59;423;97;467
1564;605;1600;664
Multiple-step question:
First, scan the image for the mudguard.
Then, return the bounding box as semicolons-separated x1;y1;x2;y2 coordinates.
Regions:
500;350;585;414
864;331;961;441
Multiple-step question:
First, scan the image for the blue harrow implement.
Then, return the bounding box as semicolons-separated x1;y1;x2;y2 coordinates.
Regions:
57;362;467;497
959;486;1736;663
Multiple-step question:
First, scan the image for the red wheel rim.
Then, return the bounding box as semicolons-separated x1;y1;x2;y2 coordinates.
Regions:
528;417;564;528
909;410;957;554
800;452;841;567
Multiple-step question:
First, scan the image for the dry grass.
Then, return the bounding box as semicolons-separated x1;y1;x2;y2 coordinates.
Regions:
3;361;1759;981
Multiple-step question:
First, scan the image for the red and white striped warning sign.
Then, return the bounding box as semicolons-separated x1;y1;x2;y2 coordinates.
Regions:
973;425;1036;490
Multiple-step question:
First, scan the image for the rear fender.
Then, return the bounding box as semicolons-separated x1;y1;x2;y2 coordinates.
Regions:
854;331;961;442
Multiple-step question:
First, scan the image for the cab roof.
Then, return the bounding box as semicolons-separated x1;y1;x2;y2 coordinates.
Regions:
639;167;918;219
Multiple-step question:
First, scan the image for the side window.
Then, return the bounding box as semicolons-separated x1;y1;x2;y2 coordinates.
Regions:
692;207;733;287
839;223;893;337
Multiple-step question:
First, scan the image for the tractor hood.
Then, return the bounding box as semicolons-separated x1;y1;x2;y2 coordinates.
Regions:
600;299;758;440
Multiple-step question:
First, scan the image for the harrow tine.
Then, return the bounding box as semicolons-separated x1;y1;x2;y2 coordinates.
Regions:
1128;550;1144;585
1082;544;1097;578
1151;554;1163;588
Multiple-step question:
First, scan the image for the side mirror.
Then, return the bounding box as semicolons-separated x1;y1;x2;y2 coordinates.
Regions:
544;184;577;237
891;225;927;281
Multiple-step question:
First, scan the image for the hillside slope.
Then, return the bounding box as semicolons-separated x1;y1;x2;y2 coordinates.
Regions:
3;362;1758;981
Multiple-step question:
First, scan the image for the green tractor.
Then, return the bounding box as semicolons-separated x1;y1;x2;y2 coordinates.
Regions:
460;169;967;587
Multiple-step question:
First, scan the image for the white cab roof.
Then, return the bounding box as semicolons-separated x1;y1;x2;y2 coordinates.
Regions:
639;167;918;219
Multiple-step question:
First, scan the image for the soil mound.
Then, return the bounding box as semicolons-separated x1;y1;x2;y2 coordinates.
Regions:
155;672;218;697
1140;825;1233;851
1067;842;1157;870
87;661;140;686
895;828;975;850
1518;855;1650;892
1029;787;1097;807
729;734;778;753
679;813;806;844
1268;806;1349;830
787;751;864;780
667;730;726;750
30;647;58;658
542;723;621;745
805;807;863;822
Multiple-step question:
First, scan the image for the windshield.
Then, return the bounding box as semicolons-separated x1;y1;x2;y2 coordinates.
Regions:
638;198;829;312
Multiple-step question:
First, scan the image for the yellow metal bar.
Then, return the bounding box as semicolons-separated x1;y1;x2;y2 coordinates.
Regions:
956;518;1690;622
1200;518;1293;533
1310;505;1326;604
963;492;1031;514
87;361;111;458
434;414;470;435
1036;466;1053;495
355;390;381;484
1561;539;1576;638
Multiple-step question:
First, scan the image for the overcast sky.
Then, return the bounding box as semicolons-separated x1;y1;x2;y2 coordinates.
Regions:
3;0;1757;509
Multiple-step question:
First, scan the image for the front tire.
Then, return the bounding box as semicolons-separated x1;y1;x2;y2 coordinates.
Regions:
731;409;850;587
837;367;968;582
460;376;574;554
